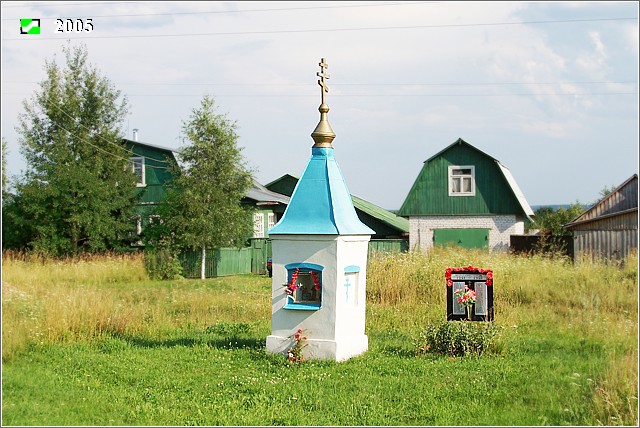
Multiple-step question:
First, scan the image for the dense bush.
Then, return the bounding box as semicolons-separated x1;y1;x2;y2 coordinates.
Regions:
143;247;182;280
416;320;503;357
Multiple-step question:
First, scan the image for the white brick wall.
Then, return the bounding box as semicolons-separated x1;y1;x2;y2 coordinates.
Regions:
409;215;524;252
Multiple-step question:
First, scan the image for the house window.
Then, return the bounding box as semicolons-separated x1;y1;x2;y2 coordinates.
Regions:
130;157;145;187
449;165;475;196
267;213;276;230
284;263;323;310
253;213;264;238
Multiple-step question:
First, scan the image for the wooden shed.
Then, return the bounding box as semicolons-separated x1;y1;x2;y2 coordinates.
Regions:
564;174;638;263
398;138;534;252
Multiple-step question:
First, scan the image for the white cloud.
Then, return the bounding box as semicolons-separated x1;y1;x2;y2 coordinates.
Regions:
625;23;639;56
575;31;609;78
1;1;637;208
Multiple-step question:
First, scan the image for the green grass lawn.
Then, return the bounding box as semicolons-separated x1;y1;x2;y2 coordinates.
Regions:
2;250;637;426
1;322;609;426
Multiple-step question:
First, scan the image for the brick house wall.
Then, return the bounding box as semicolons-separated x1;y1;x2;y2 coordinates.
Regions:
409;215;525;252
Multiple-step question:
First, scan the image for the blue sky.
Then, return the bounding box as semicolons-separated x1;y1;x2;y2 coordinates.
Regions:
2;1;638;210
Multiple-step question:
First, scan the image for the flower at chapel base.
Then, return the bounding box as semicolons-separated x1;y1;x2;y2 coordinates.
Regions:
288;328;308;364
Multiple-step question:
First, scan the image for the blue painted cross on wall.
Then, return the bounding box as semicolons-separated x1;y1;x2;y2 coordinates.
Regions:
344;275;352;303
343;265;360;304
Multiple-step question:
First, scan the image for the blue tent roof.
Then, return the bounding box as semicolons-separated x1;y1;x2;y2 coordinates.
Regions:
268;147;374;235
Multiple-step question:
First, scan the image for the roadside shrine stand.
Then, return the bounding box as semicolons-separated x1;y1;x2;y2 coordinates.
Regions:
446;266;494;321
265;58;374;361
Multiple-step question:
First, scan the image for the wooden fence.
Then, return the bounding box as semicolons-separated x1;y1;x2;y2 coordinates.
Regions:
509;235;574;258
368;239;409;254
179;247;252;278
179;238;409;278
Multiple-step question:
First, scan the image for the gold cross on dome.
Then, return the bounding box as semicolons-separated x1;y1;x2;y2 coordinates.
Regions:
317;58;329;103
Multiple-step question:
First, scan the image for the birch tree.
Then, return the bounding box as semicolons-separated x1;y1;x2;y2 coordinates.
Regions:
161;96;254;279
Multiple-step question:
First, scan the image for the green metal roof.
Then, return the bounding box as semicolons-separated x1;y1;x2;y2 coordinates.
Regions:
350;195;409;233
266;174;409;234
124;139;180;155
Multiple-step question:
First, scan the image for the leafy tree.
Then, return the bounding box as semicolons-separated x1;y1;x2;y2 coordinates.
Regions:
155;96;254;279
2;184;35;251
13;43;137;255
521;202;585;257
1;138;31;250
3;140;32;249
530;202;585;236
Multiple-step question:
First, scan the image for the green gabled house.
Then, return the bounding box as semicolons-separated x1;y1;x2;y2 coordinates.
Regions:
398;138;534;251
124;138;179;243
122;138;292;275
123;138;290;238
243;180;290;239
265;173;409;241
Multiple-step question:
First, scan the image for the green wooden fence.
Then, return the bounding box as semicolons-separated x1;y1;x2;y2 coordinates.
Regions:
250;238;272;276
179;247;252;278
368;239;409;254
179;238;407;278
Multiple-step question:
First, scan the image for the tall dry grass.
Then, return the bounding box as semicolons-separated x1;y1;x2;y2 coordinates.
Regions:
368;247;637;319
367;246;638;426
2;248;637;424
1;251;269;361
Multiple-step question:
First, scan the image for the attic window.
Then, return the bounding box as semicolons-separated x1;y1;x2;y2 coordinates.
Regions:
449;165;475;196
130;157;145;187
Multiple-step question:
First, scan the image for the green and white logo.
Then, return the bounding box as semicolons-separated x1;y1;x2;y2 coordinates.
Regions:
20;18;40;34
